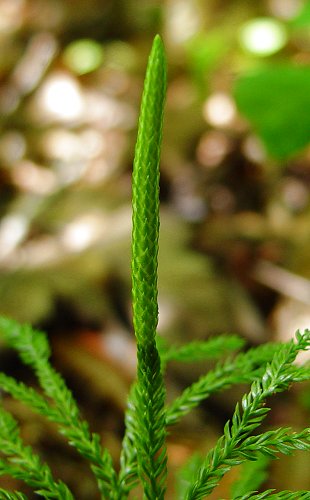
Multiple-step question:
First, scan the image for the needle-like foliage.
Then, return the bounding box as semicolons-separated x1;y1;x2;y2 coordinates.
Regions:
0;35;309;500
0;317;118;499
118;385;140;496
184;331;310;500
0;490;28;500
0;406;74;499
236;491;310;500
158;334;245;365
166;341;282;426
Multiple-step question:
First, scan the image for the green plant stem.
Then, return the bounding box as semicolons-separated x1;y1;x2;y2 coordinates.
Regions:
131;34;167;499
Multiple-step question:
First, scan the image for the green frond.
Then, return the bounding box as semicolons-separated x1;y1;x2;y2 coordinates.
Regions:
0;317;50;363
236;490;310;500
166;342;281;426
0;489;28;500
159;334;245;364
0;373;57;417
0;407;74;499
184;331;310;499
0;317;117;498
118;385;139;496
290;364;310;382
239;427;310;459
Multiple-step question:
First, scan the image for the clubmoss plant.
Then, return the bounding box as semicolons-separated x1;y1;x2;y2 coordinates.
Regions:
0;35;309;499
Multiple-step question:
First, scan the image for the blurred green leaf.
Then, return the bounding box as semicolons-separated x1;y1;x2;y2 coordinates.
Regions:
290;1;310;28
176;453;204;500
63;39;104;75
231;454;270;498
234;65;310;159
186;31;228;91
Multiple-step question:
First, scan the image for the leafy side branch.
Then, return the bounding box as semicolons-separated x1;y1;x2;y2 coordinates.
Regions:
184;330;310;500
0;407;73;499
0;317;117;499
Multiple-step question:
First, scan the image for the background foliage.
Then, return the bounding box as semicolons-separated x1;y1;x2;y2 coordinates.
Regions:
0;0;309;498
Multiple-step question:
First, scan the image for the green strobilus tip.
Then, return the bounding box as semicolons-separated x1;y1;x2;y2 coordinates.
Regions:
132;34;167;345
